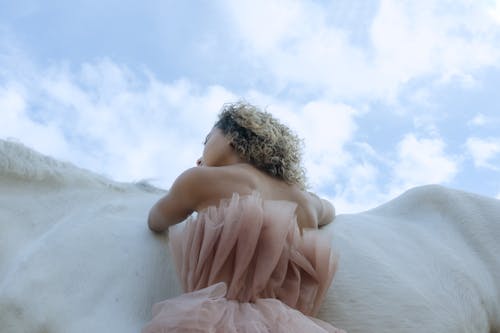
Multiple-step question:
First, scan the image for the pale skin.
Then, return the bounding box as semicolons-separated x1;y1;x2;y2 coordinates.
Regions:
148;127;335;233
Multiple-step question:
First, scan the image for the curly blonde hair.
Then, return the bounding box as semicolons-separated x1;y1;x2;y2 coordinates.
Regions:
214;102;307;189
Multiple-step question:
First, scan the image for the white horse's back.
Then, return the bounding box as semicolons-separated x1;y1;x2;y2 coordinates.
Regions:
1;140;499;332
320;185;500;333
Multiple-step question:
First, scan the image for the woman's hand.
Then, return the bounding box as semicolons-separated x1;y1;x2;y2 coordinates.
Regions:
318;197;335;227
308;191;336;227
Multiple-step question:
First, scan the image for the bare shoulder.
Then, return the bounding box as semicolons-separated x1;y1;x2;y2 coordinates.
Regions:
173;165;255;208
173;165;239;186
148;165;255;233
147;167;213;233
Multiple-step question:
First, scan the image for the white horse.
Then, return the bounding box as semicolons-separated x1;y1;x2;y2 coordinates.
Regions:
320;185;500;333
1;139;499;333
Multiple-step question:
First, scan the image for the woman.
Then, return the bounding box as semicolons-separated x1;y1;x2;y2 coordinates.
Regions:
143;102;345;332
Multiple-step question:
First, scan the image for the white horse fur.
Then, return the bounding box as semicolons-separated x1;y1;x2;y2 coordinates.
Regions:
1;139;499;333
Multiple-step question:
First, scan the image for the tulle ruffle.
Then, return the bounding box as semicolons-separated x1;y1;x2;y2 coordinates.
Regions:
143;192;344;332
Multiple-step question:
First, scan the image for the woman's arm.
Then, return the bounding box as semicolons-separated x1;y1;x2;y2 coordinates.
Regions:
148;168;201;233
308;192;336;227
318;197;335;226
147;166;238;232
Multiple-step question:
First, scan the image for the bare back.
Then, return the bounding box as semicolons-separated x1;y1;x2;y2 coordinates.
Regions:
148;163;335;233
194;163;328;230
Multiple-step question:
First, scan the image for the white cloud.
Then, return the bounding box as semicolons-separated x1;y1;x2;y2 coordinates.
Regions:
1;57;238;187
2;0;498;209
465;137;500;170
488;0;500;23
329;161;385;213
1;54;364;194
244;97;360;188
0;83;72;158
467;113;500;128
2;55;466;214
253;98;384;213
326;133;461;214
389;134;458;195
220;0;500;101
468;113;489;127
297;102;359;187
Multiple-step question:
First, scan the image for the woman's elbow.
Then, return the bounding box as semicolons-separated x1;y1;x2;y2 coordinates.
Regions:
148;207;167;233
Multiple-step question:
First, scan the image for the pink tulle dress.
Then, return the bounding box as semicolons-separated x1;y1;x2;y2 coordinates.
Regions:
142;192;345;333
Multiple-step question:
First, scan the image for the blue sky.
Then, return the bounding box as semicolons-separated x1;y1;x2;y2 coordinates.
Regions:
1;0;500;212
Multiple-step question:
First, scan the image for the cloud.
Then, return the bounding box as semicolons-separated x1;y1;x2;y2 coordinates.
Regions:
465;137;500;170
488;0;500;23
388;133;458;195
3;0;499;210
0;56;238;187
271;100;359;188
1;51;364;194
225;93;378;212
0;83;71;156
1;50;471;214
233;92;361;189
319;132;461;213
327;160;385;213
220;0;500;101
467;113;500;128
468;113;489;127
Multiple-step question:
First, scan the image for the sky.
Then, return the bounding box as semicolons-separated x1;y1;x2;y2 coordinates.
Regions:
1;0;500;213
